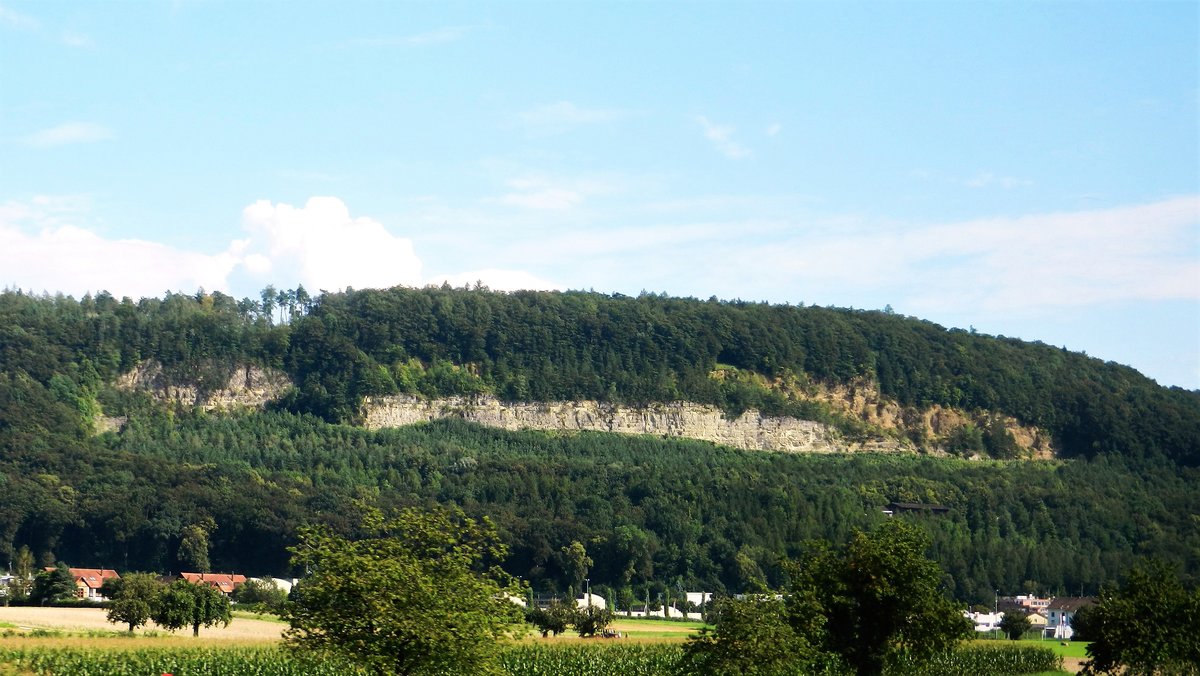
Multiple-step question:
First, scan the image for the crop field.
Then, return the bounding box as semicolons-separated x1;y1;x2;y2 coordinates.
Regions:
0;607;284;641
0;608;1078;675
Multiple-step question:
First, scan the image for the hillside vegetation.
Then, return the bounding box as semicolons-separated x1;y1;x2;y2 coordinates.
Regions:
1;286;1197;605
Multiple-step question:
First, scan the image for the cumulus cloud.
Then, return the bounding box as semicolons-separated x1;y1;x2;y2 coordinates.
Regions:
697;116;751;159
0;196;237;298
239;196;422;291
22;122;113;148
0;195;578;300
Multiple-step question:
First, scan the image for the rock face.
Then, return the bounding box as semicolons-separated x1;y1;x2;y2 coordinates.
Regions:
116;362;290;411
113;361;1053;458
363;395;911;454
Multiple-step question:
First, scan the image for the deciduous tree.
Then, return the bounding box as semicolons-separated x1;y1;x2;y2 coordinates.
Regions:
152;579;231;636
526;599;573;637
103;572;163;632
572;604;614;638
685;520;972;675
1077;559;1200;675
998;611;1032;640
283;505;523;676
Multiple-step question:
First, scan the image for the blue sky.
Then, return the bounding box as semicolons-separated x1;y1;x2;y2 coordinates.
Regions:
2;1;1197;388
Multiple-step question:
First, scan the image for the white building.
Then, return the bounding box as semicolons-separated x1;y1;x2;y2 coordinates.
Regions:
575;593;606;610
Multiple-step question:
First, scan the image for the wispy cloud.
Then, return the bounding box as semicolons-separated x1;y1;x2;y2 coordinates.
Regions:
696;116;751;159
766;123;782;137
60;30;92;48
428;268;559;292
21;122;113;148
345;25;473;48
738;195;1200;315
963;171;1033;189
495;176;614;211
0;4;38;30
518;101;629;134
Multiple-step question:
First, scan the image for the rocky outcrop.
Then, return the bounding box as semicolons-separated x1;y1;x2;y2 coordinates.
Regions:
116;362;290;411
112;361;1054;458
363;395;914;454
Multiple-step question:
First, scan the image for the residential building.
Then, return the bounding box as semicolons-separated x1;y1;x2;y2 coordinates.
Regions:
1045;597;1094;639
43;567;120;602
179;572;247;597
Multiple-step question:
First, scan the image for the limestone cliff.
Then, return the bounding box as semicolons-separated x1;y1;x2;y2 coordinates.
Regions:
113;361;1055;458
362;395;912;454
115;362;290;411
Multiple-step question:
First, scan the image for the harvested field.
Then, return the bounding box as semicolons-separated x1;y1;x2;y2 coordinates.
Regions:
0;607;284;641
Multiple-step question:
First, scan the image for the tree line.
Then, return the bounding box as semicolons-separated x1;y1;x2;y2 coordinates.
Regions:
1;284;1198;604
3;285;1197;463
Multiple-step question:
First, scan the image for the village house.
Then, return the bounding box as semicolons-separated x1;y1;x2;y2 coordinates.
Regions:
43;567;120;602
1013;594;1051;612
180;572;247;597
1045;597;1094;639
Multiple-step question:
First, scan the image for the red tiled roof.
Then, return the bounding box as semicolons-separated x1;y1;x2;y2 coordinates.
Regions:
44;567;120;590
180;572;247;593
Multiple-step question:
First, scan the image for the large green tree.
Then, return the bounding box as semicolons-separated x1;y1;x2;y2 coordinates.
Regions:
1077;559;1200;675
687;520;972;675
28;564;77;605
283;505;524;676
151;579;232;636
681;595;828;675
233;578;288;613
102;572;163;632
797;519;973;674
998;611;1032;641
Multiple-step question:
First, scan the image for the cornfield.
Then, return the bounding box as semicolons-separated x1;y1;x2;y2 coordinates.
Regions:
0;645;364;676
0;641;1059;675
892;643;1063;675
500;643;684;676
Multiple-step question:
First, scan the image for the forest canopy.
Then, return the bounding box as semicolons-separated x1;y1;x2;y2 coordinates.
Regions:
1;285;1197;604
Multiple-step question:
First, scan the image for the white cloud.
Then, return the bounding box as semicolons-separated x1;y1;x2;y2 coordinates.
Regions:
766;123;782;137
60;30;92;47
495;176;614;211
963;171;1033;189
739;195;1200;315
0;4;38;30
0;195;570;299
0;196;237;298
696;116;751;159
429;268;560;292
345;26;473;48
239;197;422;291
22;122;113;148
518;101;628;134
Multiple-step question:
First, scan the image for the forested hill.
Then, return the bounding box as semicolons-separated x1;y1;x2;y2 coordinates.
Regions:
2;286;1199;600
2;285;1196;465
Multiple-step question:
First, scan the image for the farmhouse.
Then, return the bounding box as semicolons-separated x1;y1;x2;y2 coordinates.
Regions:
180;572;247;596
42;567;120;602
